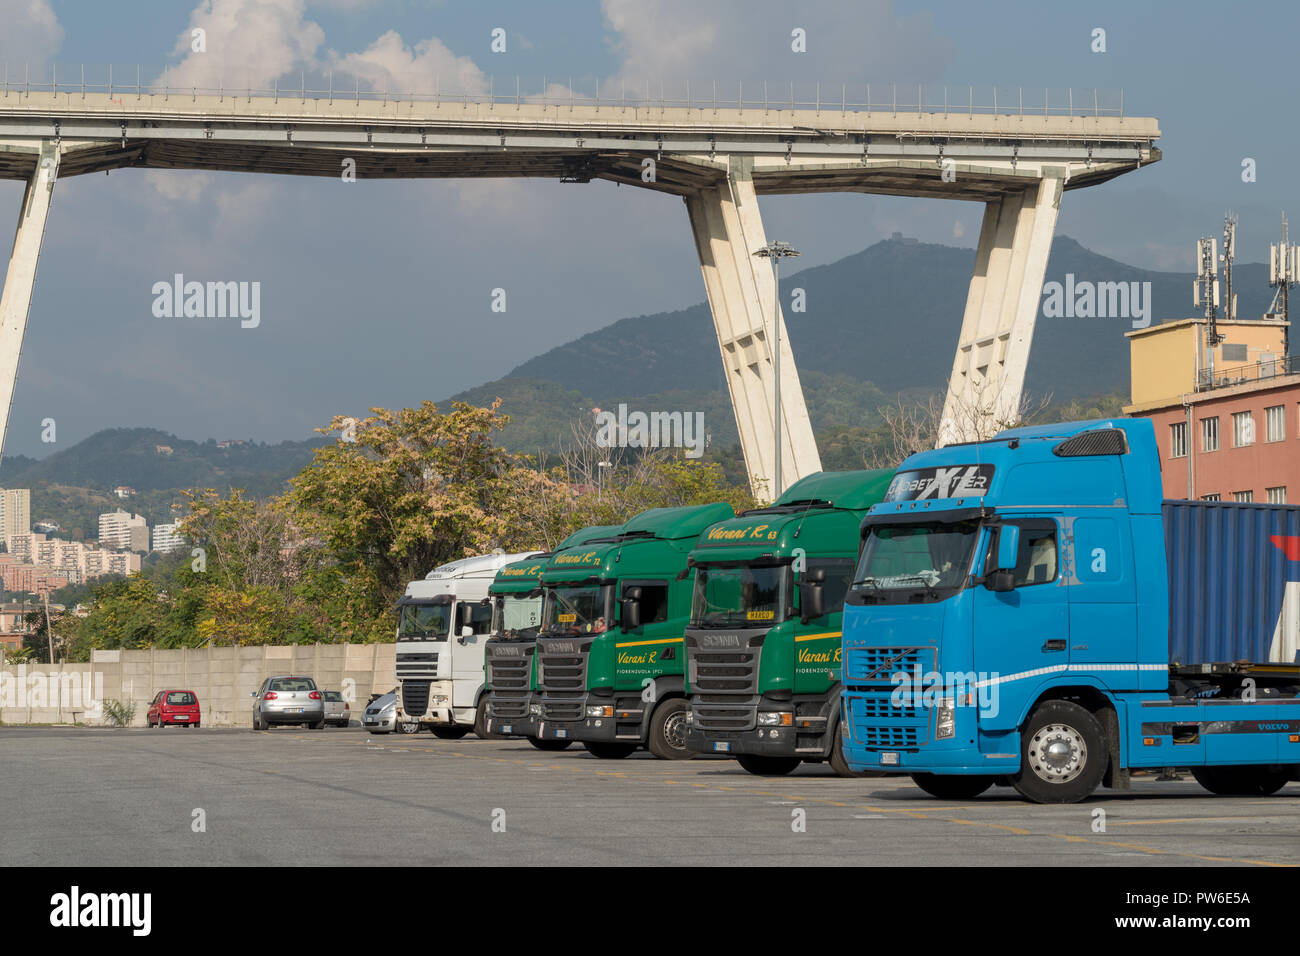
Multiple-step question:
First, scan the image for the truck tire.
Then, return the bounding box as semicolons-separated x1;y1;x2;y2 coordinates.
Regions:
432;726;471;739
1191;764;1293;796
473;698;493;740
910;773;995;799
736;755;800;776
647;698;692;760
528;737;572;751
1011;700;1107;804
829;726;887;778
583;741;637;759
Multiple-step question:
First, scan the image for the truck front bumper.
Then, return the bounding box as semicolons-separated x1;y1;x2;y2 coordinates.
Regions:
842;741;1019;775
535;692;643;744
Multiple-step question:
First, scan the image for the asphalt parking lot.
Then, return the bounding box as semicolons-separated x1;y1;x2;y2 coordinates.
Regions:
3;726;1298;866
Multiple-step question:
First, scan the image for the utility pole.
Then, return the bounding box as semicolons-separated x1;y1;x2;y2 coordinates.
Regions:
753;241;800;497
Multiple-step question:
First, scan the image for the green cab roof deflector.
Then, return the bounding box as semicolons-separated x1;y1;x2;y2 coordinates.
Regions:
619;502;736;541
557;524;624;549
773;469;896;512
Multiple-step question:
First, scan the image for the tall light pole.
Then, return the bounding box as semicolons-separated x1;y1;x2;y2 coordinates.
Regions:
753;241;800;497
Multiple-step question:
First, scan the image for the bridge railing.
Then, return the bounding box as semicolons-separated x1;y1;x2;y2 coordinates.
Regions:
0;63;1127;118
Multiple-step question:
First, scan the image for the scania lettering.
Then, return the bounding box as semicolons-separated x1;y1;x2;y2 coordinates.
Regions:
397;551;542;737
684;470;893;776
840;418;1300;803
534;503;734;759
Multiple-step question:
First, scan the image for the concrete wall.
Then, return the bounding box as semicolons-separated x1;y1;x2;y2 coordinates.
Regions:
0;643;396;727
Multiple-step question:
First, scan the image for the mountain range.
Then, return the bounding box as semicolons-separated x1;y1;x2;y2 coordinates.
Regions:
451;234;1276;451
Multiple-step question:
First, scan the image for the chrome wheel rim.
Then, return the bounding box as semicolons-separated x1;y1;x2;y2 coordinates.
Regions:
1027;722;1086;784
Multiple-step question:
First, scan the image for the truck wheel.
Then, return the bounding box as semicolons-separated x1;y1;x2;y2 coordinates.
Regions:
1011;700;1107;804
1191;765;1292;796
432;726;471;739
736;755;800;776
528;737;572;751
583;741;637;759
910;773;995;799
647;698;693;760
399;722;421;735
473;698;493;740
829;726;887;778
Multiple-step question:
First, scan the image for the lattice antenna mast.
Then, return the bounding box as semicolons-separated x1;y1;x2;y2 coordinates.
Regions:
1194;235;1221;345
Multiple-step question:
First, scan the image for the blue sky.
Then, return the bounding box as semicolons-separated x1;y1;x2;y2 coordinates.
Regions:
0;0;1296;456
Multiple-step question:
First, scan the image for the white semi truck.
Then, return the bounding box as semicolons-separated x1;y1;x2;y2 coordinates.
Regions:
396;550;543;737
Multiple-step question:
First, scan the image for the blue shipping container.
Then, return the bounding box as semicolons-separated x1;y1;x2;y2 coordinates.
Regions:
1164;499;1300;666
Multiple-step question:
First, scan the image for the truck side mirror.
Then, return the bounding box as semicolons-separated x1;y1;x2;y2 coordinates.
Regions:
621;587;642;632
986;525;1019;592
799;569;826;622
996;525;1020;574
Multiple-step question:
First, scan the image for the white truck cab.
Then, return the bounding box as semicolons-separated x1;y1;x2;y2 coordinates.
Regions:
396;550;543;737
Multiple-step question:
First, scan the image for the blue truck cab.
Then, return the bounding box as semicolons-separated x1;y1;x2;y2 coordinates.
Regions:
840;417;1300;803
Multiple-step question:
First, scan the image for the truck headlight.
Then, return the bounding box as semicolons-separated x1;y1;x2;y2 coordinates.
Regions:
431;695;448;705
935;697;955;739
757;712;793;727
529;703;542;716
586;705;614;718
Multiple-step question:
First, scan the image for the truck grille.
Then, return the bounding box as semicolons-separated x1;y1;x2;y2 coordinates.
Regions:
843;646;934;751
689;646;761;731
401;680;430;718
396;652;439;680
540;693;584;721
487;647;532;691
539;656;585;692
842;646;931;685
491;691;530;720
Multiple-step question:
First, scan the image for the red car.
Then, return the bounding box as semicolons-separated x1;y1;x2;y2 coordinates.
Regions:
146;689;201;728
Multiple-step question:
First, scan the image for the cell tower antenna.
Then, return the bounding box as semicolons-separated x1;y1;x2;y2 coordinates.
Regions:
1194;233;1221;345
1268;212;1297;358
1221;212;1237;323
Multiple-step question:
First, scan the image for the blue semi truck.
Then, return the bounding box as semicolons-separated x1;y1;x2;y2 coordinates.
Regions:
840;417;1300;803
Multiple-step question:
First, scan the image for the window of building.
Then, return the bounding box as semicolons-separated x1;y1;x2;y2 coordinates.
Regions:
1201;494;1221;501
1265;405;1285;443
1201;416;1219;452
1233;490;1254;503
1169;422;1187;458
1267;486;1287;504
1232;411;1255;447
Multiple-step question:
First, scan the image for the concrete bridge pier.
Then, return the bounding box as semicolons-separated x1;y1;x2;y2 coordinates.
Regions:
0;140;60;460
684;157;821;501
940;174;1063;445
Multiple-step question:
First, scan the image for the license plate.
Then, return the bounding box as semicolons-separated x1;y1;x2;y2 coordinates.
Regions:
713;741;731;753
287;708;302;714
555;729;567;738
880;752;899;766
364;718;374;724
500;724;512;734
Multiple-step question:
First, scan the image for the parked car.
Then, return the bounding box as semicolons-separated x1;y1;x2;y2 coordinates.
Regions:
251;675;325;730
362;691;398;734
147;689;201;728
322;690;350;728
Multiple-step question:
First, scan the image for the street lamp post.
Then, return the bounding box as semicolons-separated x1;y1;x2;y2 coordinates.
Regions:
753;241;800;497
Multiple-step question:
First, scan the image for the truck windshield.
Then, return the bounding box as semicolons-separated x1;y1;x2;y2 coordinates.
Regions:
541;584;612;635
691;564;790;628
397;602;452;640
852;519;981;597
492;592;543;638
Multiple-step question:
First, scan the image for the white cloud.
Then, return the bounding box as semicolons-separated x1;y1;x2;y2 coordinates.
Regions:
600;0;955;89
327;30;487;96
158;0;326;91
0;0;63;65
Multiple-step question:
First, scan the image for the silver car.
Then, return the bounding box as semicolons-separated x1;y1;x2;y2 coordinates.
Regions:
251;675;325;730
362;691;398;734
322;690;350;728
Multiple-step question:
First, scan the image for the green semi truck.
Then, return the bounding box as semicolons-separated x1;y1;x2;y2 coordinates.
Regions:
534;503;735;760
483;526;622;750
683;470;894;776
